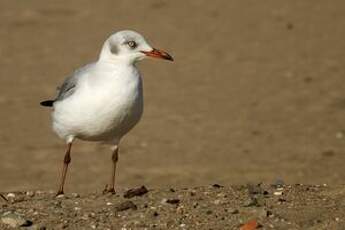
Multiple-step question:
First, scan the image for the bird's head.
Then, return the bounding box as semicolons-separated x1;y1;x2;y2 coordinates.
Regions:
99;30;173;64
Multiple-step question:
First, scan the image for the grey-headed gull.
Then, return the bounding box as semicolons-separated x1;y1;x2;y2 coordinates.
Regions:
40;30;173;195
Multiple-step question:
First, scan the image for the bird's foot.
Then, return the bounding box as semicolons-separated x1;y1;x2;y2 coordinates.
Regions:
103;185;116;194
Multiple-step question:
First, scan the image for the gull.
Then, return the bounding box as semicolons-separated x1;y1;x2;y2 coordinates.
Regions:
40;30;173;195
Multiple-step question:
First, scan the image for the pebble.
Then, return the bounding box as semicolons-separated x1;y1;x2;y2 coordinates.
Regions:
124;186;148;199
71;193;80;198
214;199;222;205
166;198;180;204
1;212;33;228
229;208;239;214
217;193;227;198
274;191;283;196
26;191;35;197
35;191;45;195
193;202;199;208
6;193;16;198
190;190;196;196
56;194;65;199
212;184;223;188
176;205;184;214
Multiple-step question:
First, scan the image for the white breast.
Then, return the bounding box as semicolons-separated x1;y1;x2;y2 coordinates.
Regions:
52;63;144;144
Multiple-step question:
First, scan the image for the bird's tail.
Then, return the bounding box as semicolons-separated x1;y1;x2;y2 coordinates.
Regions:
40;100;55;107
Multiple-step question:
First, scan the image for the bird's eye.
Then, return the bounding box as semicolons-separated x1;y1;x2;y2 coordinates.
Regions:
127;41;137;49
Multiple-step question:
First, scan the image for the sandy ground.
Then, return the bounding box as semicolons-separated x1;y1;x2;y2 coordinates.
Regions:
0;0;345;228
1;184;345;229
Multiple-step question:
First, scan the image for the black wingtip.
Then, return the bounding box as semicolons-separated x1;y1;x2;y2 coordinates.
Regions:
40;100;54;107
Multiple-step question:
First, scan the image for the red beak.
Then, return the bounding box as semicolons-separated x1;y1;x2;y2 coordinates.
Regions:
141;48;174;61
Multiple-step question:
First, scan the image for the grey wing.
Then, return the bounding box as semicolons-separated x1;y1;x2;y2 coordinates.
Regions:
55;74;79;101
54;63;94;102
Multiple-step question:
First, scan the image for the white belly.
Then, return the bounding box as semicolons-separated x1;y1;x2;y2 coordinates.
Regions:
52;72;143;144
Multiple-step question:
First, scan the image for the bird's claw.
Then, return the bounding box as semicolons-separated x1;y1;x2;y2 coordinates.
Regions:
103;185;116;194
55;190;64;197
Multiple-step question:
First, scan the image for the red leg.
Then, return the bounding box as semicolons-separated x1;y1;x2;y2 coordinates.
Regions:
56;143;72;196
103;146;118;194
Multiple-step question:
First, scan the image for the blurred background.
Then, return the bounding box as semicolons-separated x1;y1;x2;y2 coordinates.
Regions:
0;0;345;193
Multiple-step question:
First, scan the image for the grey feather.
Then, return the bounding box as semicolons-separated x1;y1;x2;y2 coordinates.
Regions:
55;74;78;101
54;63;94;102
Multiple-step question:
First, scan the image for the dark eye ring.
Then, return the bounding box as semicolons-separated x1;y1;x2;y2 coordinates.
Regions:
127;41;137;49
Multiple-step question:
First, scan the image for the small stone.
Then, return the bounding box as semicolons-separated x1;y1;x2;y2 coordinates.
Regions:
176;206;184;214
278;198;286;202
267;210;273;217
106;202;113;206
274;191;283;196
81;214;89;221
152;211;159;217
56;194;65;199
217;192;227;198
115;201;137;212
229;208;239;214
6;193;15;198
214;199;221;205
1;212;33;228
166;198;180;204
71;193;80;198
35;191;45;195
212;184;223;188
124;186;148;199
26;191;35;197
